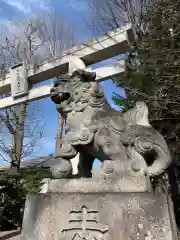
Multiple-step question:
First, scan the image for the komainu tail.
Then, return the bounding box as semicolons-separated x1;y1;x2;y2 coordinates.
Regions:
123;101;151;127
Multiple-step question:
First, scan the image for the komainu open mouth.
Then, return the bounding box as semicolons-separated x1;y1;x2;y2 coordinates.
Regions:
51;92;70;104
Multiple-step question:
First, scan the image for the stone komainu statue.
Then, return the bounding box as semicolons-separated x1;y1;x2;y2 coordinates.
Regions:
50;69;171;179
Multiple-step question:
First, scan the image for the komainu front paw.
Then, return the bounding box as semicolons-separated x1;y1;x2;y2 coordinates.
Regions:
101;160;115;174
50;158;72;179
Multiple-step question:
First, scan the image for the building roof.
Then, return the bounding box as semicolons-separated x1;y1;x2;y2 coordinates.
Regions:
0;156;53;172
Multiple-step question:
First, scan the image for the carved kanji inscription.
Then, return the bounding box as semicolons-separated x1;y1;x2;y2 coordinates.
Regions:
60;206;108;240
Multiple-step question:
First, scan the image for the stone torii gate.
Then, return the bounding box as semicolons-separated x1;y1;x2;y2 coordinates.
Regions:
0;24;133;109
0;24;133;174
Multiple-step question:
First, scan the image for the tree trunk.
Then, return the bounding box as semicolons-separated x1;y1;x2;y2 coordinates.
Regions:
56;113;64;154
11;103;27;170
168;164;179;225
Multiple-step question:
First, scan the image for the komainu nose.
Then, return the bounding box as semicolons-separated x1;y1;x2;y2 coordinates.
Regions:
50;87;56;93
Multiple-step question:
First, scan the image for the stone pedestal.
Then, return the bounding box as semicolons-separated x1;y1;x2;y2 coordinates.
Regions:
19;178;178;240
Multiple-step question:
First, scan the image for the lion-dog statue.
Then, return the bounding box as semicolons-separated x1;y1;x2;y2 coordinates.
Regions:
50;69;171;180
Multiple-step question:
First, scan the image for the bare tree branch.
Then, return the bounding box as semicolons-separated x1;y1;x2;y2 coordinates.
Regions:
0;12;75;170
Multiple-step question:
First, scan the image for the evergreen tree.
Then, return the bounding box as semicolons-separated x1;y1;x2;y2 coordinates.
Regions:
114;0;180;165
0;168;48;231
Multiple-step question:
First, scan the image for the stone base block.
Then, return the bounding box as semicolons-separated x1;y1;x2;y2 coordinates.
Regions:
41;174;152;193
21;190;178;239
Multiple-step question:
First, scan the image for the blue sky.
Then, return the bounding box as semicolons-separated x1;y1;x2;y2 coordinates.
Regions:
0;0;125;167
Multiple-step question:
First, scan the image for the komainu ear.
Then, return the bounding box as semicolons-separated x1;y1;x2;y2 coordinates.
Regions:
84;71;96;81
123;101;151;127
71;69;96;82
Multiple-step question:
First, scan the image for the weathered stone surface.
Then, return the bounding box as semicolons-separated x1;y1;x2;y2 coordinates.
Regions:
21;189;178;240
42;175;152;193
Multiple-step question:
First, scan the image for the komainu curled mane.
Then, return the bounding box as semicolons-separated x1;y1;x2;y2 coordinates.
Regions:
50;69;171;179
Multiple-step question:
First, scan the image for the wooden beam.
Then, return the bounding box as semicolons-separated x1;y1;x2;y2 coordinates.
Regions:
0;61;125;109
0;24;132;94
